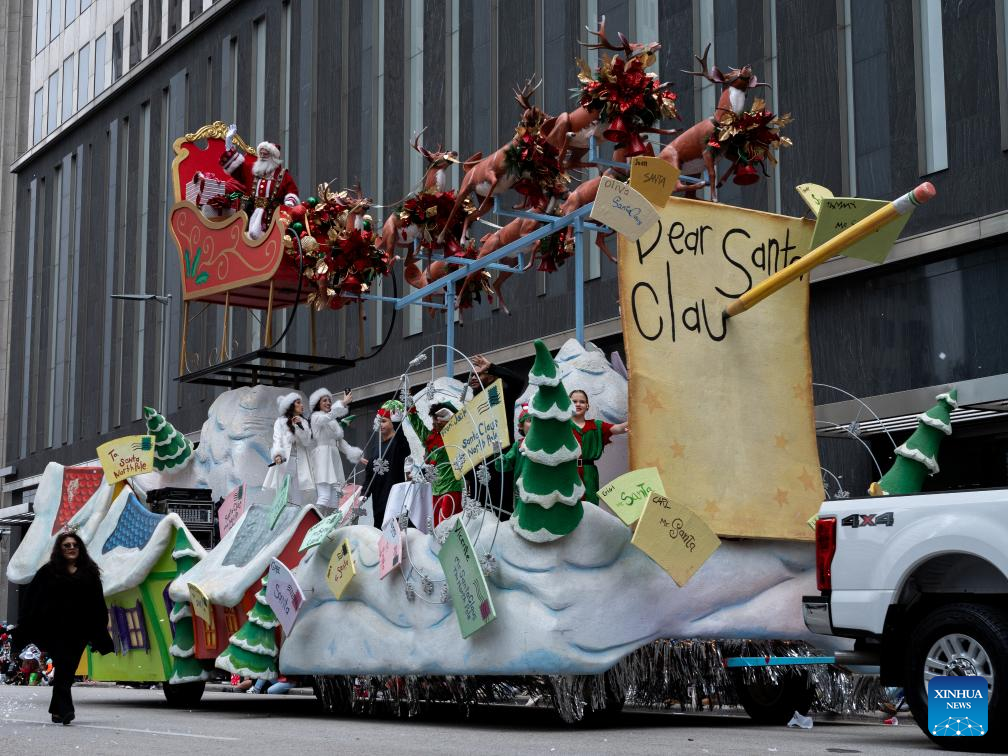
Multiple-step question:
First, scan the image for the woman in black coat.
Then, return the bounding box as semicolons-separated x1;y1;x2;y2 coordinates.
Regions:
14;531;114;725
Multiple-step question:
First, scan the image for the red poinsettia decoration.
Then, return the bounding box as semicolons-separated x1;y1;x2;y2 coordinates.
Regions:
707;98;793;179
576;52;678;156
286;183;395;310
536;226;574;273
398;189;473;248
503;114;567;210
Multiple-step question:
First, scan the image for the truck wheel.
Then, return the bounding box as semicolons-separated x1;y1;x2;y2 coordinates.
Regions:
732;669;814;725
162;680;205;708
904;602;1007;752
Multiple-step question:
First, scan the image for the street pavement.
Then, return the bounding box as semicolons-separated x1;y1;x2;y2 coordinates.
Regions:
0;682;974;755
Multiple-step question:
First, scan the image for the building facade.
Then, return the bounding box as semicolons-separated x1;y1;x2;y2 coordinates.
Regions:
3;0;1008;613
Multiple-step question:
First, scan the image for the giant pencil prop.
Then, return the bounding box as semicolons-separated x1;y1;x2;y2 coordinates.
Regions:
724;182;936;318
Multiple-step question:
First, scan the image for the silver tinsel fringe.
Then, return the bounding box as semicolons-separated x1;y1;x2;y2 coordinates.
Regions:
310;639;892;725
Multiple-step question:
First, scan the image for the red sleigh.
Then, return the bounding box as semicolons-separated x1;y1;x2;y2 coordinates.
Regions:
169;123;348;387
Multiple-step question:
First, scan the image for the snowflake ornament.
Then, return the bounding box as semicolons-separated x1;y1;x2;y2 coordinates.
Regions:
435;527;449;546
416;463;436;484
421;575;434;595
462;493;481;521
373;416;382;432
491;439;503;454
425;383;437;402
405;582;416;601
372;457;390;476
476;463;491;486
479;553;497;576
452;452;466;473
440;584;450;602
401;389;415;410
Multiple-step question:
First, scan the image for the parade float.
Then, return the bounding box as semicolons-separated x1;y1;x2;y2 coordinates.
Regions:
7;24;942;724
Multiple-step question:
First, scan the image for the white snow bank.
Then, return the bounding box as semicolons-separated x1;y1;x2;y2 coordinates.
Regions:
281;504;830;677
6;463;113;584
134;384;292;503
168;502;317;606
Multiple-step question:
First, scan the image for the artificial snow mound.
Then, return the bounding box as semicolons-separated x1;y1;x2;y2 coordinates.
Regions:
6;463;114;584
134;384;295;503
281;504;827;677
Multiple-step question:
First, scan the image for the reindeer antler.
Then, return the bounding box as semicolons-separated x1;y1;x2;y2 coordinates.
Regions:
411;127;436;162
581;15;635;57
513;76;541;112
682;43;726;84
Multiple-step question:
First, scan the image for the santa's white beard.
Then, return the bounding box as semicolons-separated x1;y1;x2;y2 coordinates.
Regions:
252;155;282;178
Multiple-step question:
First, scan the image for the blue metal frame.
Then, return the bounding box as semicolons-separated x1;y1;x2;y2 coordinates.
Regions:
724;656;836;668
342;136;719;375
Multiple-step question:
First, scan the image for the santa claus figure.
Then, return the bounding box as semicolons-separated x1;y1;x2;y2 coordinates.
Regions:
219;124;300;240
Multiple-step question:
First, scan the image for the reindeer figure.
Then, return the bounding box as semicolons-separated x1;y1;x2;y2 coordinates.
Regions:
571;17;677;167
658;44;769;202
437;78;557;245
455;217;540;314
377;131;465;261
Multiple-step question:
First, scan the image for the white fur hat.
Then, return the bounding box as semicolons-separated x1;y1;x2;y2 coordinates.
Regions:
309;388;332;412
257;141;281;159
276;392;303;415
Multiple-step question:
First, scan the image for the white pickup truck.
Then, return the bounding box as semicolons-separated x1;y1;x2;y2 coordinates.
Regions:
803;489;1008;749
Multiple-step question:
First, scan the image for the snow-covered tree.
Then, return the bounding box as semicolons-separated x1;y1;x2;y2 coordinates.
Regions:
214;576;279;680
168;529;209;684
512;340;585;542
144;405;194;471
870;389;957;496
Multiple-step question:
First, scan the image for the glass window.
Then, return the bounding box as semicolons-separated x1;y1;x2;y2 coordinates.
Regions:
61;54;74;120
915;0;948;174
51;0;63;41
253;17;265;138
33;88;44;144
47;71;59;133
35;0;49;53
94;32;106;94
77;42;89;109
65;0;78;28
129;1;142;67
112;18;123;81
149;0;162;52
189;0;202;21
168;0;181;38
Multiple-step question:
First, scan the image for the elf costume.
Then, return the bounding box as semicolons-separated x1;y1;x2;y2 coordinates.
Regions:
571;419;615;505
407;402;464;526
512;340;585;542
495;405;530;513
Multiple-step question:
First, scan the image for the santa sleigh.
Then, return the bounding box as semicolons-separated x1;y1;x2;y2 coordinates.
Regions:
169;122;351;387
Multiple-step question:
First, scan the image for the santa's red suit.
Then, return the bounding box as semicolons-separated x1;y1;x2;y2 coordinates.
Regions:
220;141;299;239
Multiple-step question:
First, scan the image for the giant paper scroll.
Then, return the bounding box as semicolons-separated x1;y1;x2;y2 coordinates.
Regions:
618;197;823;540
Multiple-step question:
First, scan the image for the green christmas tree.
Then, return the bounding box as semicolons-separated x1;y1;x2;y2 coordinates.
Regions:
870;389;957;496
512;340;586;542
214;576;279;680
144;405;194;471
168;529;209;684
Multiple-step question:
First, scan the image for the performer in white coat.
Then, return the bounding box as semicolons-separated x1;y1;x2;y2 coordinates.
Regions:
263;392;315;503
308;387;363;508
